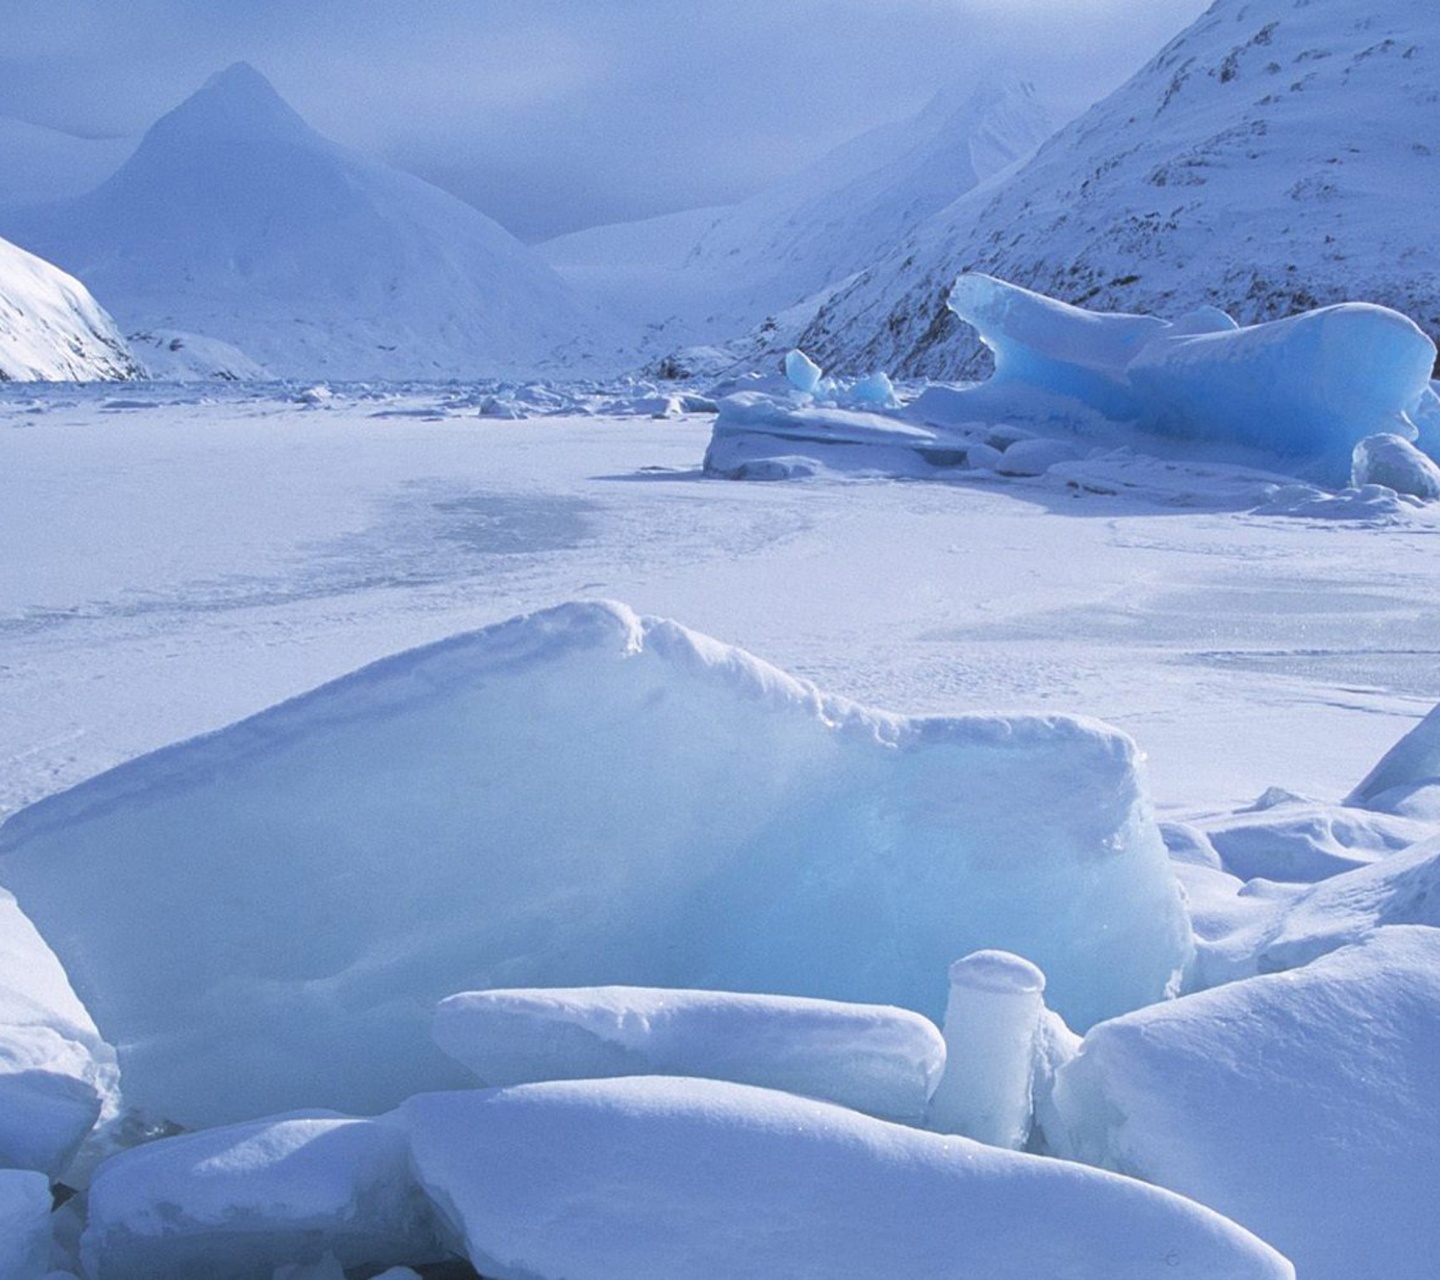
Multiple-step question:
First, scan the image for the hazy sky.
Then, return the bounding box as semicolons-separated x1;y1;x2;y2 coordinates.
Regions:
2;1;1212;241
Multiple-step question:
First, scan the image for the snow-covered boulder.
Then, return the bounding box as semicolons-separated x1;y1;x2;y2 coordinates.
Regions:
0;1170;52;1280
0;887;117;1180
1046;927;1440;1280
1351;432;1440;500
0;601;1189;1127
403;1076;1291;1280
433;986;943;1125
0;236;138;382
80;1112;441;1280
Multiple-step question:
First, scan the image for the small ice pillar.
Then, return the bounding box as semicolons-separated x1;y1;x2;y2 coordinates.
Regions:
927;950;1046;1149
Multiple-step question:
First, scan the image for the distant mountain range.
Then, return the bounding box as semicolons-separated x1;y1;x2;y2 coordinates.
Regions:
540;81;1053;368
1;64;620;381
792;0;1440;378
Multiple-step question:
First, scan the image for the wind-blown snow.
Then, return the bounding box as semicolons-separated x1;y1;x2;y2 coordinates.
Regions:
0;64;617;381
1047;927;1440;1280
0;600;1189;1127
0;236;138;382
402;1076;1292;1280
794;0;1440;379
433;986;944;1125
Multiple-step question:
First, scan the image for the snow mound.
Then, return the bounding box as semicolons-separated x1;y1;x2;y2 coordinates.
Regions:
1348;699;1440;817
1;64;616;381
795;0;1440;379
0;600;1189;1127
81;1111;440;1280
403;1077;1292;1280
1047;927;1440;1280
433;986;943;1125
0;887;118;1180
1351;432;1440;500
0;236;138;382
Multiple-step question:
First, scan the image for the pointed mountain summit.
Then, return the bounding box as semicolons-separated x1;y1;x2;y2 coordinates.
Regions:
795;0;1440;378
1;64;617;379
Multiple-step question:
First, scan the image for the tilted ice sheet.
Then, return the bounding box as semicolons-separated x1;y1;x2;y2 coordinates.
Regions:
402;1076;1292;1280
1046;927;1440;1280
433;985;943;1125
0;600;1189;1127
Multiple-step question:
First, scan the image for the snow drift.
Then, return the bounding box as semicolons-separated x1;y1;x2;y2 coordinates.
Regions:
0;235;138;382
0;601;1189;1127
403;1076;1293;1280
1;64;616;381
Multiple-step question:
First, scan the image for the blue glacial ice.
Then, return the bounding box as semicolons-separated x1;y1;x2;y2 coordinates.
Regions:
0;601;1189;1127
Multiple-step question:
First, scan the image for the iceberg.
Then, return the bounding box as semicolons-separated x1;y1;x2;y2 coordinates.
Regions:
80;1111;441;1280
940;274;1439;487
402;1077;1292;1280
0;601;1189;1128
433;986;943;1125
1047;927;1440;1280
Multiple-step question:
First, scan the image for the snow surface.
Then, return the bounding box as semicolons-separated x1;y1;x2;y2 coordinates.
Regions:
81;1111;440;1280
0;65;618;381
795;0;1440;379
0;599;1187;1126
432;986;944;1125
403;1076;1292;1280
0;237;138;383
1047;927;1440;1280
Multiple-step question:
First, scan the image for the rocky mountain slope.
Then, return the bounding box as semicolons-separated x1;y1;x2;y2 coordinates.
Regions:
793;0;1440;379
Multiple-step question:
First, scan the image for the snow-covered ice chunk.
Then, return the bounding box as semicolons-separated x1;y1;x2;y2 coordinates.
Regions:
0;601;1189;1127
0;887;117;1179
944;274;1439;485
1048;927;1440;1280
80;1112;440;1280
433;986;943;1125
403;1077;1292;1280
926;951;1045;1148
1351;432;1440;500
0;1170;52;1280
1348;700;1440;818
784;349;823;394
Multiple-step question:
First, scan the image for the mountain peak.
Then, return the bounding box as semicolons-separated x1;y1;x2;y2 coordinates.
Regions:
145;61;313;147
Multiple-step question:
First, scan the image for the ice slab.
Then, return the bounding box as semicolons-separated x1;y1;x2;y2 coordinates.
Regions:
433;986;943;1125
0;887;117;1179
1047;927;1440;1280
80;1111;440;1280
403;1077;1292;1280
0;601;1189;1128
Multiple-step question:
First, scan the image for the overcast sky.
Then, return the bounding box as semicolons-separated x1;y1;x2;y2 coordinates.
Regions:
2;1;1212;241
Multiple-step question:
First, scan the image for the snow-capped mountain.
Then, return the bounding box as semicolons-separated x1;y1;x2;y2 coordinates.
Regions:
795;0;1440;379
0;234;139;381
1;64;619;380
540;80;1051;364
